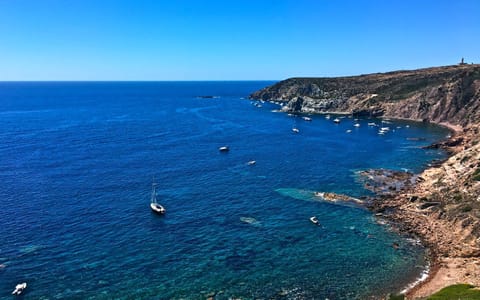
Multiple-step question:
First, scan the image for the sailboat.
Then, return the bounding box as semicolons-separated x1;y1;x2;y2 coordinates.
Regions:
150;180;166;215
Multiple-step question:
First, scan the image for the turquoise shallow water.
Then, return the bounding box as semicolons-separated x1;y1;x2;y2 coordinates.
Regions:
0;82;448;299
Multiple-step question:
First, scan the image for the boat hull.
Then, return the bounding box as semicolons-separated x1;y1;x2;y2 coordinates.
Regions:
219;146;229;152
150;203;166;214
310;217;320;225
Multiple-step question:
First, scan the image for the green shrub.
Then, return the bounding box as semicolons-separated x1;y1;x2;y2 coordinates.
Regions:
473;168;480;181
453;192;463;202
427;284;480;299
461;155;471;164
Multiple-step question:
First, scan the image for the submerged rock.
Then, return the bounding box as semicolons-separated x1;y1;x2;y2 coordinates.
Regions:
314;191;364;205
276;188;364;208
240;216;261;227
19;244;43;255
357;169;415;195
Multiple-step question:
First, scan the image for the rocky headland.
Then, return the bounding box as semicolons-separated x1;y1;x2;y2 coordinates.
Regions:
250;64;480;299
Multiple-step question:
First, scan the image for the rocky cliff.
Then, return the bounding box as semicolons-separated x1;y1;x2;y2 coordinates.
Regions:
251;64;480;298
250;64;480;126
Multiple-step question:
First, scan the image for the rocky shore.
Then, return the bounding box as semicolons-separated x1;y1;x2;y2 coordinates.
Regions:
250;64;480;299
370;125;480;299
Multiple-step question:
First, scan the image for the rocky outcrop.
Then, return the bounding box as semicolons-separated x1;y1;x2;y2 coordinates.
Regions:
250;64;480;126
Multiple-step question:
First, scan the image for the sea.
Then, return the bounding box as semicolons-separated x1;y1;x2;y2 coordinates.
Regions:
0;82;449;299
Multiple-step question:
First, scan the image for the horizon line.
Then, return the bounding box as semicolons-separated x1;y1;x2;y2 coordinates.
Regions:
0;79;280;83
1;63;478;83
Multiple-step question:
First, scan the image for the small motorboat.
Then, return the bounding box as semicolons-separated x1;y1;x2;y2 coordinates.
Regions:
219;146;229;152
354;123;360;127
302;116;312;121
247;160;256;166
292;127;300;133
12;282;27;295
150;180;166;215
378;127;390;135
333;118;340;123
310;216;320;225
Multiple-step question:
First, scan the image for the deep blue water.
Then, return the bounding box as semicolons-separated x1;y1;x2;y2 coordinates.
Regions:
0;82;448;299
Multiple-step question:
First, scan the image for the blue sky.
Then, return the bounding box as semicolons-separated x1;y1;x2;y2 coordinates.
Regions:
0;0;479;80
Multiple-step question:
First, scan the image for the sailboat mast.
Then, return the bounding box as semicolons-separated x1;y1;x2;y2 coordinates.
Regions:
151;178;157;204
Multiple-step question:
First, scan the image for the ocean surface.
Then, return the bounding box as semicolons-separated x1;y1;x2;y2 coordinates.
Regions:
0;82;449;299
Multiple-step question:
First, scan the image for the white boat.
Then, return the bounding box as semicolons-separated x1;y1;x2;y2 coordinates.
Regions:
368;122;377;126
247;160;256;165
219;146;229;152
310;216;320;225
292;127;300;133
325;115;331;119
302;116;312;121
333;118;341;123
354;123;360;127
346;129;352;133
150;180;166;215
380;127;390;131
12;283;27;295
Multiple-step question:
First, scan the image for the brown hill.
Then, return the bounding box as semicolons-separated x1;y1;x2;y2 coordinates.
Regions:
250;64;480;126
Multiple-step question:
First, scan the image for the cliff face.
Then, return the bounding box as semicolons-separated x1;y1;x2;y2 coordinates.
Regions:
250;64;480;126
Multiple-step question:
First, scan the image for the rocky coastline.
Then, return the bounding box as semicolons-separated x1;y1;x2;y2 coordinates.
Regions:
371;125;480;299
250;64;480;299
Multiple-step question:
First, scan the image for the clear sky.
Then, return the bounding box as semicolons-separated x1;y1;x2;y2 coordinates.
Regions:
0;0;479;80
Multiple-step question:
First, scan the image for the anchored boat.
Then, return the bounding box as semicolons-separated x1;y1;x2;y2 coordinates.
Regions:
310;216;320;225
12;283;27;295
150;180;166;215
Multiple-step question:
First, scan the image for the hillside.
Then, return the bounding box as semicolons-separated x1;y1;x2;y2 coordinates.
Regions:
250;64;480;299
251;64;480;126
